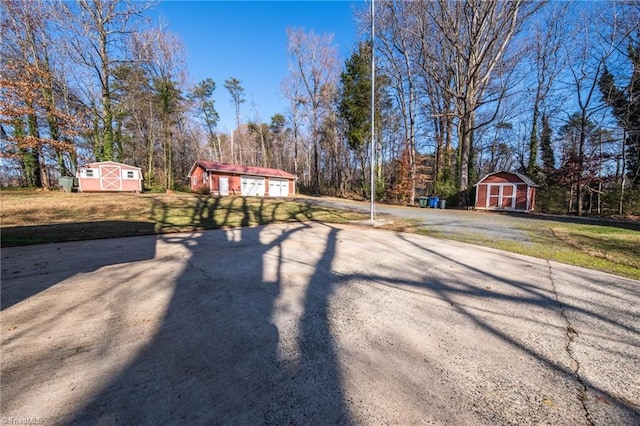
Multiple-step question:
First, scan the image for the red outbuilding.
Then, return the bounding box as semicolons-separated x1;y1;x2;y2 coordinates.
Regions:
76;161;143;192
188;160;297;197
474;170;538;212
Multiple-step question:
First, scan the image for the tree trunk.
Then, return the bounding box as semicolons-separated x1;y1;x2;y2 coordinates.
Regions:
527;99;540;177
619;129;626;215
577;115;587;216
458;109;475;207
26;111;44;188
568;184;574;213
99;23;114;161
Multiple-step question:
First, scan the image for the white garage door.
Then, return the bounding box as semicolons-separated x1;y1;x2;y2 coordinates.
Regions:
269;178;289;197
241;176;265;196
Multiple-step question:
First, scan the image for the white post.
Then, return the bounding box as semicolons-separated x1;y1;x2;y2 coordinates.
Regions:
370;0;376;222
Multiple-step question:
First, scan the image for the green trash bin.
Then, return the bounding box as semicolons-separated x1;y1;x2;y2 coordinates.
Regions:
59;176;73;193
418;197;428;208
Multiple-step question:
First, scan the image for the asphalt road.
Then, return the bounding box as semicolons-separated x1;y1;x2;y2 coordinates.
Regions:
2;223;639;425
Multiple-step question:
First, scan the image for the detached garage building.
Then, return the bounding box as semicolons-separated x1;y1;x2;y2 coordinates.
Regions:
474;170;538;212
189;160;297;197
76;161;143;192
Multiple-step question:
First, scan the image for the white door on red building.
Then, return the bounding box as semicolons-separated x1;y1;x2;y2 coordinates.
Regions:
486;184;516;209
487;185;500;208
219;177;229;195
501;184;516;209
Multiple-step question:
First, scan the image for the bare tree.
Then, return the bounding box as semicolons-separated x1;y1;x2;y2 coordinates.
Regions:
413;0;457;191
132;27;188;190
285;27;339;192
425;0;539;205
375;1;420;204
111;62;155;172
599;2;640;214
58;0;152;162
525;3;567;179
1;0;79;187
281;72;306;181
561;3;617;215
247;105;268;168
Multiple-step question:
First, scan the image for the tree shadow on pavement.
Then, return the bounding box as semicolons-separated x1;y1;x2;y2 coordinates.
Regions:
0;222;157;310
391;233;640;423
66;207;349;423
6;196;638;424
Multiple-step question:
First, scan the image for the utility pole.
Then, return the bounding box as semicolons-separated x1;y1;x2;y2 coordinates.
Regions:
370;0;376;222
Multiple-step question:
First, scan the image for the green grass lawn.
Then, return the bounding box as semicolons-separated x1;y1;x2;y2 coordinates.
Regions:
413;221;640;280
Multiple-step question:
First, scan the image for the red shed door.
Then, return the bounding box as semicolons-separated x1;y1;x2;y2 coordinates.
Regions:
100;164;122;191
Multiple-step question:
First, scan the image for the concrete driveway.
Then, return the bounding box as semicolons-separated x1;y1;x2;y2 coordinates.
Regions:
2;223;639;424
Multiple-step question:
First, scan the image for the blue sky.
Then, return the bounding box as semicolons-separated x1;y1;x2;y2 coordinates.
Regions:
153;1;362;132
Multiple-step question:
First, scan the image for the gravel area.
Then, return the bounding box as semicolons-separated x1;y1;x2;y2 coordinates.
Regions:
295;196;640;242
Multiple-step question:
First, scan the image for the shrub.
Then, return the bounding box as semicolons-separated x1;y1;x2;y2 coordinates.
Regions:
192;186;211;195
536;184;567;214
434;179;458;199
146;185;167;193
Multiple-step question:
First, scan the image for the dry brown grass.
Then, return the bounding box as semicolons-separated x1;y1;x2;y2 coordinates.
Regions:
0;190;367;246
1;191;155;225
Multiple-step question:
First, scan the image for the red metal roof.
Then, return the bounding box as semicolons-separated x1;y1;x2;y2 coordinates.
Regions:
194;161;297;179
474;170;538;187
